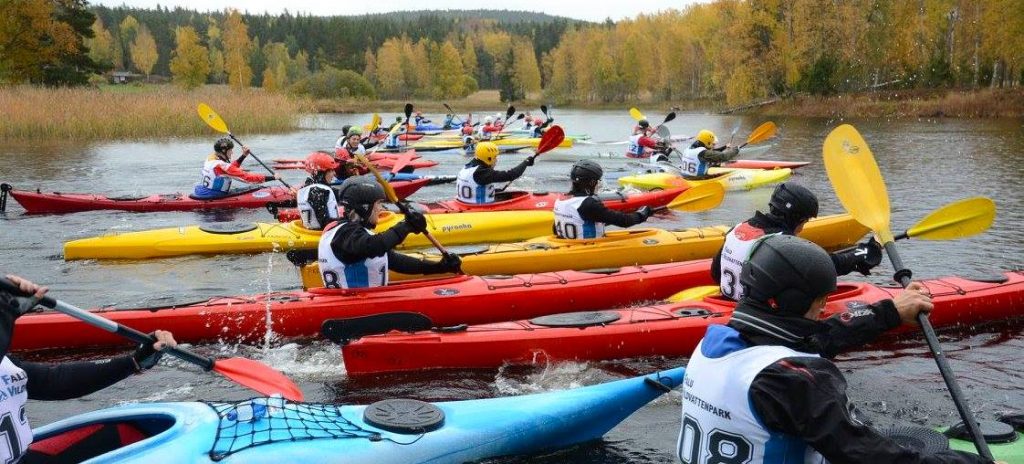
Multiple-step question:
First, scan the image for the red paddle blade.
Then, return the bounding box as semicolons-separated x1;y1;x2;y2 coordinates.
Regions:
213;358;305;402
390;152;415;174
535;125;565;156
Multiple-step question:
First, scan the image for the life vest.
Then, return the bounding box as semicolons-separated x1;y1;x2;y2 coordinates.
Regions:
318;222;389;289
0;357;32;462
455;165;495;204
553;196;604;239
199;156;233;192
296;184;339;230
719;223;778;300
680;145;710;177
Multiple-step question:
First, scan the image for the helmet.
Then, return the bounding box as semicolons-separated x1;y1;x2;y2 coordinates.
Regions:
395;116;403;122
638;119;650;129
533;116;543;125
696;130;716;147
305;151;340;173
475;142;500;166
214;137;234;154
347;126;362;137
768;182;819;228
570;160;603;183
341;124;352;137
334;147;352;161
484;116;494;124
339;178;386;220
740;234;837;316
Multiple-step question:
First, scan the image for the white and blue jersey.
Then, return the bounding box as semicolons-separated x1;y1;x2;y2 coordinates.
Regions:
455;165;495;204
553;196;605;239
680;145;711;177
318;223;389;289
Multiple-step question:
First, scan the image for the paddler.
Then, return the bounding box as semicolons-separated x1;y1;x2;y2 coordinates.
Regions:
477;116;500;140
296;152;341;230
677;129;739;179
455;142;534;204
552;160;653;239
626;119;666;159
334;127;370;182
711;182;882;300
0;275;178;462
317;180;461;288
529;116;546;138
193;138;281;199
678;234;995;463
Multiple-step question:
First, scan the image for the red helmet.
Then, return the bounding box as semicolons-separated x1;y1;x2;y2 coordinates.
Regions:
334;147;353;161
306;152;339;173
461;125;473;135
533;117;543;125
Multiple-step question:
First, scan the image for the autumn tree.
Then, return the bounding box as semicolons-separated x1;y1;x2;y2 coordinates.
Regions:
222;9;252;89
87;17;116;69
169;26;209;89
131;25;158;79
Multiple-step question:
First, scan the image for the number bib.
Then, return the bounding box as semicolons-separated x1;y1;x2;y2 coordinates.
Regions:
626;134;646;157
199;158;233;192
0;358;31;463
718;223;778;300
680;330;822;464
297;184;339;230
553;196;604;239
455;165;495;204
679;146;710;177
318;223;389;289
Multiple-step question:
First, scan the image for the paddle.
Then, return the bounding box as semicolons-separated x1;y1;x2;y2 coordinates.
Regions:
727;121;742;145
629;107;645;122
197;103;291;189
369;113;381;134
501;113;527;132
501;105;516;127
496;125;566;193
823;124;993;460
443;103;464;125
321;312;433;345
737;121;777;149
653;182;725;213
0;277;304;401
665;196;997;303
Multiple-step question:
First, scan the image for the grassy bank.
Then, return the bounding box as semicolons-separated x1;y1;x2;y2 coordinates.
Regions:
0;85;304;141
745;88;1024;119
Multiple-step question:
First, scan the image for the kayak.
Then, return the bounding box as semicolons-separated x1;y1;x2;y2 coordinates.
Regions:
63;210;556;260
618;168;792;192
296;213;868;288
1;184;293;215
28;368;684;463
414;188;687;214
267;177;430;220
414;137;573;150
338;270;1024;375
13;261;712;350
272;151;439;171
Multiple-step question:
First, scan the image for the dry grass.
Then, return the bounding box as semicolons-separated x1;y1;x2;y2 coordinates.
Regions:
751;88;1024;119
0;85;306;140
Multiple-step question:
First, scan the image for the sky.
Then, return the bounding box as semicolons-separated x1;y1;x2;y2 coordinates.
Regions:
90;0;706;22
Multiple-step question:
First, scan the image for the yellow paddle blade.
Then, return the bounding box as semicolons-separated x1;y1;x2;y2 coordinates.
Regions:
905;197;996;240
197;103;229;134
745;121;777;146
371;113;381;132
666;285;720;303
666;182;725;212
354;154;398;203
629;107;645;122
823;124;895;244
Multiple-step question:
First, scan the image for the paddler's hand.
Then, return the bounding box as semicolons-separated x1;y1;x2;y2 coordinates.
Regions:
2;274;47;316
241;146;252;156
892;282;933;327
132;330;177;371
402;209;428;234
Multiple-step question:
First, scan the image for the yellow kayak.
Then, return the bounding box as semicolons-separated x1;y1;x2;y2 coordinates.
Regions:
298;213;868;288
413;137;573;150
64;210;555;260
618;167;791;192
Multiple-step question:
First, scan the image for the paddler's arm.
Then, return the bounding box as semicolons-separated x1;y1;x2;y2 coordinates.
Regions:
306;187;335;230
388;252;461;275
577;197;649;228
750;357;991;463
472;160;531;184
698;146;740;164
810;283;933;358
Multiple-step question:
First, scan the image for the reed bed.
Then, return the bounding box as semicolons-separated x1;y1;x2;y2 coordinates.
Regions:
0;85;305;140
753;88;1024;119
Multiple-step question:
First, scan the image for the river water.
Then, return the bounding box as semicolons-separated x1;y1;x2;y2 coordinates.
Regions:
1;110;1023;462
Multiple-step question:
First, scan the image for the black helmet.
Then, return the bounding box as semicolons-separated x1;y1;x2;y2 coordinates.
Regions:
570;160;603;183
768;182;819;228
214;137;234;154
341;124;352;138
740;234;837;316
338;177;386;219
638;119;650;129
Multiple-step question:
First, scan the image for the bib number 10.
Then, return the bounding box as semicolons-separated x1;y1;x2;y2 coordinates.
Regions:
678;415;752;464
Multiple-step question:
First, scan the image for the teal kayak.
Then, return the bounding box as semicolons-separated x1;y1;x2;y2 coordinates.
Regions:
28;368;684;463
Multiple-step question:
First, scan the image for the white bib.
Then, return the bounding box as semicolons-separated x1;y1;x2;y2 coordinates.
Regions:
553;196;604;239
318;223;389;289
679;146;710;177
680;333;823;464
626;134;647;157
719;224;779;300
0;358;31;463
456;165;495;204
297;184;339;230
199;158;233;192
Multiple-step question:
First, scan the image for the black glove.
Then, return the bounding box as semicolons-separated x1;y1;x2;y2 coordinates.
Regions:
524;156;536;167
403;209;428;234
853;238;883;275
636;206;654;220
132;334;166;371
438;253;462;273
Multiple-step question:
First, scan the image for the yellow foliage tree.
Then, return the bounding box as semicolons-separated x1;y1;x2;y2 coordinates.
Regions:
87;17;116;68
131;25;159;78
169;26;209;89
222;9;252;89
0;0;77;84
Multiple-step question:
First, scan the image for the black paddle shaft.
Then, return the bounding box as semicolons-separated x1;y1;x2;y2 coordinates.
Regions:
226;134;292;189
883;243;994;460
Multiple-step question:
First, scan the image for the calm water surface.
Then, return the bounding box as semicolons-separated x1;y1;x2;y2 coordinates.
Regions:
1;110;1023;462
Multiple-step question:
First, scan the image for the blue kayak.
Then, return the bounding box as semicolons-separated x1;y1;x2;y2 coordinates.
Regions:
29;368;684;463
382;172;456;185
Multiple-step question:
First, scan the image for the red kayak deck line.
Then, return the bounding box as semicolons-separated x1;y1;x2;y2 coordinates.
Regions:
340;271;1024;375
6;185;294;214
11;260;716;351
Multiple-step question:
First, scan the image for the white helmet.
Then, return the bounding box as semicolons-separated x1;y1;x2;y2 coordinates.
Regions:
484;116;494;124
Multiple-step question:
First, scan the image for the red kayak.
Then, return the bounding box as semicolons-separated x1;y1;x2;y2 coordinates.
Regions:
723;160;809;170
11;261;713;351
272;151;438;171
3;178;429;215
339;269;1024;375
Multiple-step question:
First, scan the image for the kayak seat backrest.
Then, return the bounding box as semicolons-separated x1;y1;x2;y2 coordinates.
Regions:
27;417;174;463
879;425;950;455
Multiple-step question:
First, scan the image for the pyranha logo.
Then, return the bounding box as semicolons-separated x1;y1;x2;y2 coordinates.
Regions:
441;223;472;232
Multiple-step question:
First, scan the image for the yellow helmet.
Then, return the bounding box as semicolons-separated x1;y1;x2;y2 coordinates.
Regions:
696;130;716;147
475;142;500;166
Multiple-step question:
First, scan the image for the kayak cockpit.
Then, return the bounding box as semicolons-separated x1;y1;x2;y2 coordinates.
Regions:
28;414;175;463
